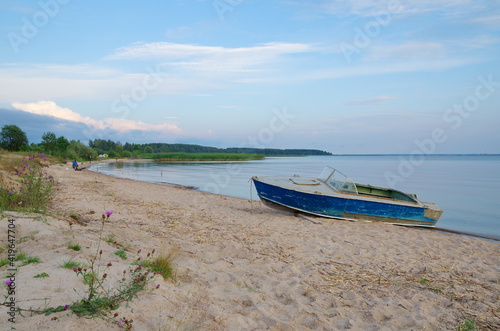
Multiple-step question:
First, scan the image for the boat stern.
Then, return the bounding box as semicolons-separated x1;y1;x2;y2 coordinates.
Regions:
423;202;444;221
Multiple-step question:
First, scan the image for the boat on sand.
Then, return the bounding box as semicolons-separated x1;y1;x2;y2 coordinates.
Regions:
251;166;443;227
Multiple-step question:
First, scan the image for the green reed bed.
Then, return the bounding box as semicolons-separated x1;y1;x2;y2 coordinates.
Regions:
140;152;264;161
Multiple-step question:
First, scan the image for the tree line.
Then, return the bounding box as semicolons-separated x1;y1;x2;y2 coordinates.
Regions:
0;124;331;160
88;141;332;156
0;124;98;161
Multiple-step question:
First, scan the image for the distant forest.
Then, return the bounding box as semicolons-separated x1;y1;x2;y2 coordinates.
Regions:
0;123;331;160
89;139;332;157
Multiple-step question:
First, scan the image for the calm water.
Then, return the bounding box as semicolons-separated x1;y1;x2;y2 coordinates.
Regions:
90;155;500;240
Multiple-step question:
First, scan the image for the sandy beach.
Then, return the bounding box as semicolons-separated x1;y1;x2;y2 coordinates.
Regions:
1;160;499;330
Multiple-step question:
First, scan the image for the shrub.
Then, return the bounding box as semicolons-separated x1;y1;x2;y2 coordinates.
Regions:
0;153;55;212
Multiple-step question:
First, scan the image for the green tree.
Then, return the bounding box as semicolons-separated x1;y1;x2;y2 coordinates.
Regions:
41;132;57;154
0;124;29;151
66;140;98;160
56;136;70;153
114;145;124;158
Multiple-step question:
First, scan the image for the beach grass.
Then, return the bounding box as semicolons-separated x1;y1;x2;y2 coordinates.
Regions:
67;242;82;251
59;260;83;269
140;152;264;161
132;249;176;280
0;152;56;212
114;249;127;260
456;318;478;331
103;234;116;243
0;251;40;267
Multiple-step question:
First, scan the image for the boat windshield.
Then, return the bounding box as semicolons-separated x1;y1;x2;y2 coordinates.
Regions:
318;167;358;194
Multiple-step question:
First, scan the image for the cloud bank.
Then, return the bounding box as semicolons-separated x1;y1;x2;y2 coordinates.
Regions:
11;101;181;135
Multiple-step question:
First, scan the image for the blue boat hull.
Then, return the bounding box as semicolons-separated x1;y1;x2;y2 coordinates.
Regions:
253;179;439;227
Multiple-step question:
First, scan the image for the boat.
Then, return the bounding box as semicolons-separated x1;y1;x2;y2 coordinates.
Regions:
251;166;443;227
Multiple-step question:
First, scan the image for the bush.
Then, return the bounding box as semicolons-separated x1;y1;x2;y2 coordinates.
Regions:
0;153;56;212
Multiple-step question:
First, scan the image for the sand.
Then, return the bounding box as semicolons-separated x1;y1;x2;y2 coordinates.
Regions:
0;160;498;330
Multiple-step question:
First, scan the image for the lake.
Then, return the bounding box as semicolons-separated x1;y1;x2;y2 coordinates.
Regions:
89;155;500;240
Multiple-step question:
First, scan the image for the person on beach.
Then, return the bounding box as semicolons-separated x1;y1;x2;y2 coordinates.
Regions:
72;160;86;171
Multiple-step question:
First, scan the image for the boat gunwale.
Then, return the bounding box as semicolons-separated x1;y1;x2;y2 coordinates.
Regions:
252;175;424;208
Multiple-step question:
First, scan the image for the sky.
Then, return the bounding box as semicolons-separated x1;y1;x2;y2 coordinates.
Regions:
0;0;499;154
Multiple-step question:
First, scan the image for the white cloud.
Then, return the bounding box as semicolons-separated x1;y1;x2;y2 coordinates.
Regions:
303;57;473;80
365;41;447;61
107;42;315;72
0;42;316;104
11;101;182;134
454;35;500;49
104;118;181;133
108;42;224;60
468;14;500;27
321;0;477;17
11;101;105;129
1;63;120;79
343;95;398;105
109;41;313;59
0;64;133;102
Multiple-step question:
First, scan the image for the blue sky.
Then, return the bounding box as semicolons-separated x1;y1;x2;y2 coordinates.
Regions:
0;0;499;153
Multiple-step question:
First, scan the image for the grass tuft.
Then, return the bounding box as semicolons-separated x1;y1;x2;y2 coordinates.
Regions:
69;213;80;221
67;242;82;251
114;250;127;260
103;235;116;243
142;250;176;280
59;260;82;269
456;318;478;331
0;252;40;267
23;256;41;265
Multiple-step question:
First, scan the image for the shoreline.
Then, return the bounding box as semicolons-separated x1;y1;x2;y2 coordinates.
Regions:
1;160;498;330
88;158;500;242
430;227;500;243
